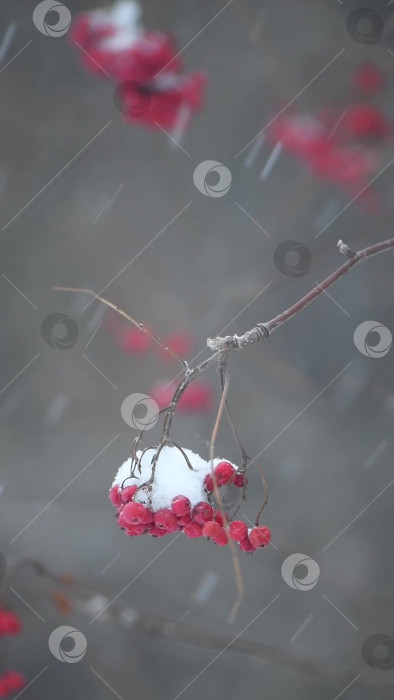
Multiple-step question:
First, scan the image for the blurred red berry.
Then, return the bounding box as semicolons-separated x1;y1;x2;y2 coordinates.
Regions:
1;672;26;693
122;502;147;525
183;522;203;538
192;502;214;524
121;485;138;504
342;105;390;139
118;327;152;355
171;495;191;517
180;382;213;411
157;332;195;361
311;146;375;185
354;65;385;93
229;521;248;542
0;611;22;636
154;508;178;531
214;461;235;486
150;380;213;413
249;526;271;548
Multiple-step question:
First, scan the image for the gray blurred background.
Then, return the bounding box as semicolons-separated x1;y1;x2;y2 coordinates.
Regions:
1;0;394;698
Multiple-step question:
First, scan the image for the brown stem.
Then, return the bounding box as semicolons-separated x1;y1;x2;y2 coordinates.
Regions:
208;237;394;352
53;287;188;369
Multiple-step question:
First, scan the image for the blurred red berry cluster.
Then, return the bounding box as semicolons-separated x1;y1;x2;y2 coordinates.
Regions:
0;609;25;697
267;64;390;199
110;459;270;552
70;1;206;131
103;316;214;413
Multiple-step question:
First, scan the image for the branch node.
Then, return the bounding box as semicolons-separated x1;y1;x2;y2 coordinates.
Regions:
207;335;238;352
255;323;269;340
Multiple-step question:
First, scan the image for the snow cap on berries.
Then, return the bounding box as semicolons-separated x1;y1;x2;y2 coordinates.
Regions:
112;447;239;512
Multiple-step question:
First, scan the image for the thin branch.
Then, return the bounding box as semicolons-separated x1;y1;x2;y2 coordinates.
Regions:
208;357;244;623
208;237;394;352
255;461;269;524
219;364;249;469
53;287;188;370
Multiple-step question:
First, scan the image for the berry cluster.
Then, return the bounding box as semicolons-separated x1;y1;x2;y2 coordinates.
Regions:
0;609;25;697
110;453;271;553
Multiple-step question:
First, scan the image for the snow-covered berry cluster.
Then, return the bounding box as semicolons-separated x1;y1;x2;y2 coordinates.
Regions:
0;609;26;698
110;447;270;553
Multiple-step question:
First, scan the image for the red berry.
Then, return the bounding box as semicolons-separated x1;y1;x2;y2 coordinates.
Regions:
229;520;248;542
239;537;256;552
176;513;192;527
125;523;147;536
109;486;122;507
234;473;247;488
154;508;178;531
183;522;203;538
143;508;154;524
214;461;235;486
202;521;228;545
213;528;228;546
171;495;191;517
192;501;214;524
117;512;128;529
202;521;222;538
204;474;214;492
122;502;147;525
213;510;228;527
148;524;167;537
249;526;271;548
121;485;138;504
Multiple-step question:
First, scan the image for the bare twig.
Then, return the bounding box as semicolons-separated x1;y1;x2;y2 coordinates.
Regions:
255;461;269;525
208;358;244;623
53;287;188;369
208;237;394;352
